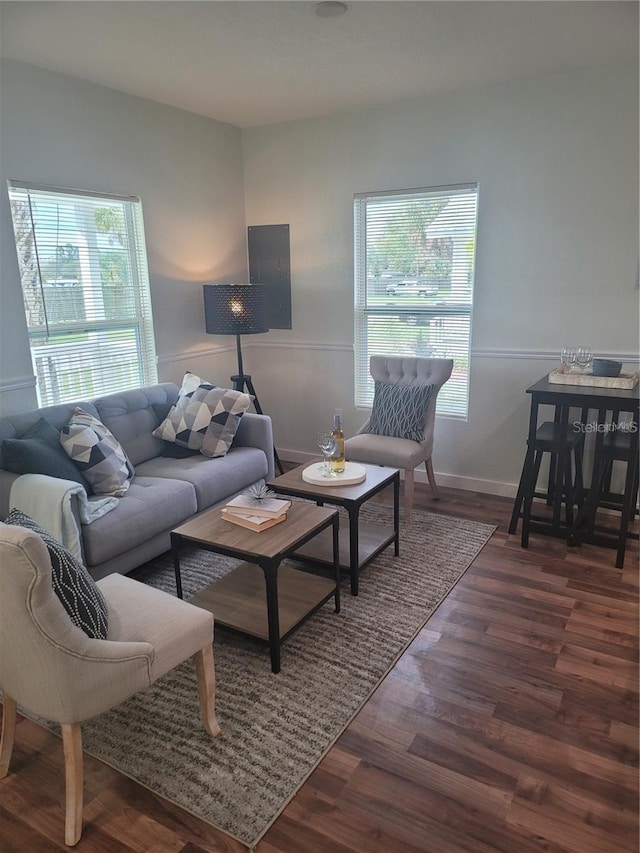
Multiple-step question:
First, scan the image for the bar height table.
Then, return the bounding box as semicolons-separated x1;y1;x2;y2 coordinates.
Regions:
509;373;639;562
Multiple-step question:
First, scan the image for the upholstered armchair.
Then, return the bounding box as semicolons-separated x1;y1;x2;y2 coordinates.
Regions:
345;356;453;522
0;522;220;846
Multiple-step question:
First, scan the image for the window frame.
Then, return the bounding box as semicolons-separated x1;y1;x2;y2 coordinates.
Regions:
7;180;158;407
354;182;478;420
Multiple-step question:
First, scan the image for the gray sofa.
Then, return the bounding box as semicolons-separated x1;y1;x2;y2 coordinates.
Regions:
0;382;275;579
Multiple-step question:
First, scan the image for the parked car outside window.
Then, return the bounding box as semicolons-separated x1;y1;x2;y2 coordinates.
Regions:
385;279;439;297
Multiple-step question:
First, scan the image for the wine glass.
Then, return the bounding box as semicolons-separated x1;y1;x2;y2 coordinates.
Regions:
316;431;337;477
561;347;576;372
576;345;593;373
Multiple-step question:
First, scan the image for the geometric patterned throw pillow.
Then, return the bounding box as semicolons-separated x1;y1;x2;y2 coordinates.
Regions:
152;372;253;458
60;408;134;497
5;508;109;640
368;381;437;442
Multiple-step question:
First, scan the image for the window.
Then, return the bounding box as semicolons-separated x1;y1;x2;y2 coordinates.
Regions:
8;181;157;407
354;183;478;418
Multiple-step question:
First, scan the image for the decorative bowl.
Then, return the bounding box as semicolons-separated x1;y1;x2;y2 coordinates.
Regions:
592;358;622;377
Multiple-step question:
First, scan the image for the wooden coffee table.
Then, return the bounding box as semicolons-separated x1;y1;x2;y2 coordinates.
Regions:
171;502;339;673
268;462;400;596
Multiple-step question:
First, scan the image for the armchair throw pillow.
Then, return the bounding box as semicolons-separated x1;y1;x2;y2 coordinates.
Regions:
152;371;252;458
60;408;134;497
5;509;109;640
368;381;437;442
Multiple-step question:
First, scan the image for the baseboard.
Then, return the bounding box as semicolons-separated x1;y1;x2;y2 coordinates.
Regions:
276;449;519;499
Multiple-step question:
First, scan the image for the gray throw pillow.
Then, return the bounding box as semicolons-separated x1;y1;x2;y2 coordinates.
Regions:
1;417;90;492
368;381;437;442
152;371;252;458
60;408;134;497
5;509;109;640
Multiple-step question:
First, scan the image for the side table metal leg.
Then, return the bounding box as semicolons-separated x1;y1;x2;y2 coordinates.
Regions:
349;508;360;597
332;514;341;613
170;533;184;599
262;561;281;673
393;472;400;556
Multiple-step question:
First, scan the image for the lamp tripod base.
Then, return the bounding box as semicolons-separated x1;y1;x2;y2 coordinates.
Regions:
231;374;284;475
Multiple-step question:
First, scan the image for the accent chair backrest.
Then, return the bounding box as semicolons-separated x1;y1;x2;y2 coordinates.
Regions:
369;356;454;451
0;523;151;724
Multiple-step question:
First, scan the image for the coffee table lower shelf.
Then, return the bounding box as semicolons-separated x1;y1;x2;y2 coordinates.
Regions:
189;562;337;641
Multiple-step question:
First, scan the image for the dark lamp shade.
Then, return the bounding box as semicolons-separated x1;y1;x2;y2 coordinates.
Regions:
203;284;269;336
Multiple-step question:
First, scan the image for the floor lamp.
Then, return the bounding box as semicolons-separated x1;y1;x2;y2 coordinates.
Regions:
203;283;284;474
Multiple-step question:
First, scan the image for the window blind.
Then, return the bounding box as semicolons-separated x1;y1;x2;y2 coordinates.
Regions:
8;181;158;406
354;183;478;418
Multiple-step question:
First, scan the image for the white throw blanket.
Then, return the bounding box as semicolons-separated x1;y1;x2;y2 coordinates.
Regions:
9;474;118;562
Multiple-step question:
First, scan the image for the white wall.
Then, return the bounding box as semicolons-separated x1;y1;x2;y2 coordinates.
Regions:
0;59;247;414
241;63;639;493
1;60;637;495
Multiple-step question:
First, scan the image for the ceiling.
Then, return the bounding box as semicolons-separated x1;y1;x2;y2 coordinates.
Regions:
0;1;637;128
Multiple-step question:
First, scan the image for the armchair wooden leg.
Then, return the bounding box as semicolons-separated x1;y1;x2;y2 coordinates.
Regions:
404;468;415;524
0;694;17;778
195;645;221;738
61;723;83;847
426;457;440;500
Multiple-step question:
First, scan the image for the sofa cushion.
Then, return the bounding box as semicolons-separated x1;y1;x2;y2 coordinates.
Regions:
152;372;252;458
95;383;180;466
60;408;135;497
1;418;90;492
81;476;197;567
0;401;101;454
135;446;268;511
368;381;437;442
4;508;109;639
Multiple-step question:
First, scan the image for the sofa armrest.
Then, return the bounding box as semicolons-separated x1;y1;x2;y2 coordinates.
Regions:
0;471;85;561
232;413;275;480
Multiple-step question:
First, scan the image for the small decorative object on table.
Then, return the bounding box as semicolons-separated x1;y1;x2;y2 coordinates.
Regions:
317;431;337;477
302;461;367;486
592;358;622;378
575;345;593;373
221;485;291;531
561;346;576;371
330;409;346;474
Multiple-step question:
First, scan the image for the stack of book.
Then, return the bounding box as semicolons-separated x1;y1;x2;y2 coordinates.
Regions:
221;494;292;532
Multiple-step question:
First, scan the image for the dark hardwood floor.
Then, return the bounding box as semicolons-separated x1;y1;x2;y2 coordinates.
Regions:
1;483;638;852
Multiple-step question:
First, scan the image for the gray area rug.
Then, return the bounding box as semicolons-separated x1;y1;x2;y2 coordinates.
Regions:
68;506;494;849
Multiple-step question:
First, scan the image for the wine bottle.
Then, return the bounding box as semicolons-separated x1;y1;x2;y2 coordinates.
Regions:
330;409;345;474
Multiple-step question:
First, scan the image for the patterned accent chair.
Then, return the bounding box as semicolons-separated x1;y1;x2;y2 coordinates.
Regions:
0;522;220;846
345;356;453;522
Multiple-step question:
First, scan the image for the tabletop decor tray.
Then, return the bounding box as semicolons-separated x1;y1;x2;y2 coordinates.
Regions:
302;461;367;486
549;367;639;390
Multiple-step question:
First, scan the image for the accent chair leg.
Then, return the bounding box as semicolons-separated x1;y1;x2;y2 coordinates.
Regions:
426;457;440;500
195;645;221;737
61;722;83;847
0;694;17;778
404;468;415;524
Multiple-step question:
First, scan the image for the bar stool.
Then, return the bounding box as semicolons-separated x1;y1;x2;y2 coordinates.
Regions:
510;421;585;547
571;421;639;567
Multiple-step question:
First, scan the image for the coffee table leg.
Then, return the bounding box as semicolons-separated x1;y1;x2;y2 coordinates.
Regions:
170;533;184;599
348;508;360;596
332;514;341;613
261;561;281;673
393;471;400;556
